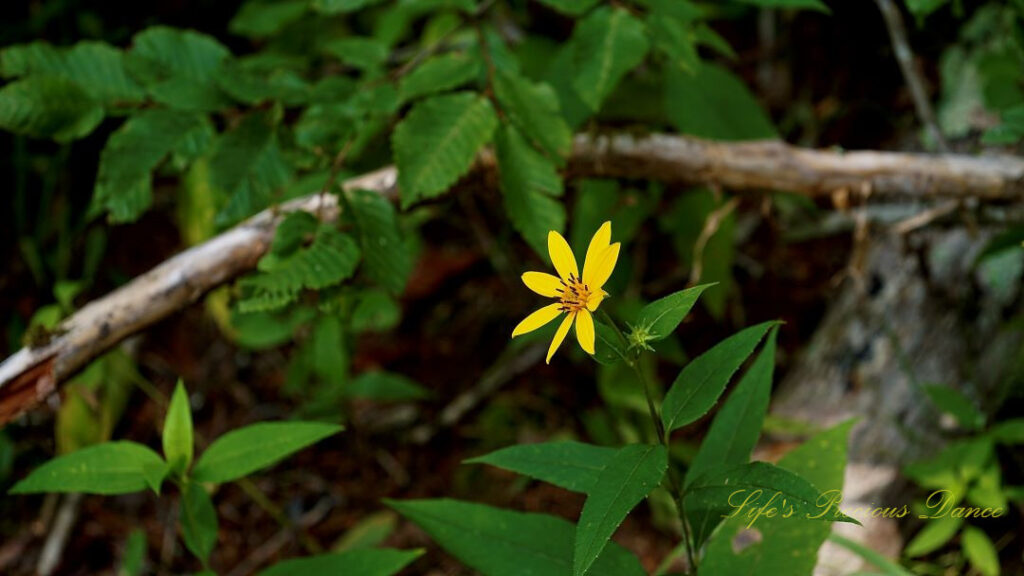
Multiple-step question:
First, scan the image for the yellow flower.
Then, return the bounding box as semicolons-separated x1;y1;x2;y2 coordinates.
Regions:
511;221;621;363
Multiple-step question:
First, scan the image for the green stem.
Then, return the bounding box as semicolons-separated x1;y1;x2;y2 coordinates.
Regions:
598;310;698;573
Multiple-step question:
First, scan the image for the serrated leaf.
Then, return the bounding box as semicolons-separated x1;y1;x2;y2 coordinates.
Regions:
127;26;233;111
467;441;617;493
9;441;165;495
0;76;103;141
217;62;310;106
346;188;412;294
647;14;699;73
493;70;573;161
271;212;319;256
312;0;387;14
229;0;309;38
634;284;713;343
351;289;402;332
700;421;856;574
393;92;498;207
324;37;389;71
571;7;649;112
93;109;207;222
398;52;482;103
662;321;777;433
239;226;361;312
904;516;963;557
496;124;566;256
666;62;776;140
181;482;218;565
345;371;430;402
0;41;146;105
163;380;194;476
191;421;342;483
388;499;645;576
962;526;1000;576
257;549;422;576
535;0;600;16
209;112;293;226
734;0;829;11
574;444;667;576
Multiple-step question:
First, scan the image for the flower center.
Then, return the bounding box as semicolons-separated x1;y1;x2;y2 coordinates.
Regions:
557;274;591;313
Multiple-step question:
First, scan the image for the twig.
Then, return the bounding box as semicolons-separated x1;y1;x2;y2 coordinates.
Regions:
225;496;334;576
892;199;960;235
36;493;82;576
874;0;950;152
2;132;1023;423
689;198;740;285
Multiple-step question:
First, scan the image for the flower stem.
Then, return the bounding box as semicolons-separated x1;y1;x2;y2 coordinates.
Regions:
597;310;698;573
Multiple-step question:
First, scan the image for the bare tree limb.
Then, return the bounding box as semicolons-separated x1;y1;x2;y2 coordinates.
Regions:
1;132;1021;424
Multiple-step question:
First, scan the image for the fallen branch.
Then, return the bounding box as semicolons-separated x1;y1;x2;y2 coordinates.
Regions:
1;132;1022;424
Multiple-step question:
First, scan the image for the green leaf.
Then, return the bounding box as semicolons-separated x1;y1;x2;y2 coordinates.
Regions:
271;212;318;256
828;534;916;576
496;124;566;256
257;549;422;576
120;528;148;576
332;511;398;552
393;92;498;207
387;499;645;576
633;284;713;343
191;421;342;483
961;526;1000;576
209;111;293;226
923;384;985;431
398;52;482;103
93;109;207;222
181;482;218;565
571;7;649;111
574;444;667;576
494;70;573;161
312;0;387;14
216;62;310;106
9;441;165;495
345;188;412;294
700;421;856;574
661;321;777;433
467;441;617;493
535;0;600;16
126;26;233;111
733;0;829;11
0;41;146;105
989;418;1024;444
593;320;629;366
666;62;776;140
163;380;194;476
686;327;777;487
685;461;859;534
904;516;963;557
345;371;430;402
0;76;103;141
351;289;402;332
647;13;699;73
238;226;361;312
229;0;309;38
323;37;389;71
982;103;1024;145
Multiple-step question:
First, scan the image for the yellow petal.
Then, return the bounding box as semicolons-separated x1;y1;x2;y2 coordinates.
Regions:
521;271;563;298
585;243;620;290
547;230;579;282
546;312;575;363
586;291;605;312
512;303;563;338
582;221;612;284
575;309;595;354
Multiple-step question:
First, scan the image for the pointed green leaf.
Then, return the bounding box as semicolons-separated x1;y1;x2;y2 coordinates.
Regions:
229;0;309;38
126;26;232;111
10;441;165;495
191;422;342;483
494;70;573;161
398;52;482;103
592;320;629;366
163;380;194;476
662;321;777;433
0;76;103;141
394;92;498;207
496;124;566;256
257;549;422;576
686;327;777;487
346;188;412;294
0;41;145;105
571;7;649;111
962;526;1000;576
904;516;963;557
312;0;387;14
535;0;600;16
923;384;985;431
345;371;430;402
574;444;667;576
990;418;1024;444
734;0;829;12
181;482;218;565
467;441;617;493
388;499;645;576
666;62;776;140
634;284;713;343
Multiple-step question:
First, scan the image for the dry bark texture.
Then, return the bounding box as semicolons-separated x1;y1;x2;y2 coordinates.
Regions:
1;132;1022;423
